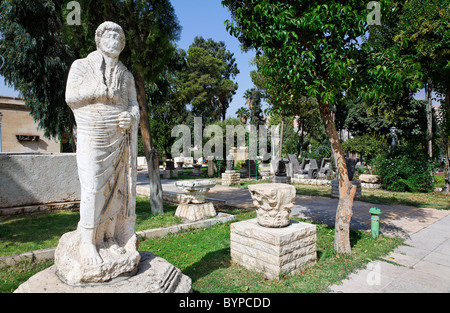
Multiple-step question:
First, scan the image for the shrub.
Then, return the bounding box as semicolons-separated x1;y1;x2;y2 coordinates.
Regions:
373;147;434;193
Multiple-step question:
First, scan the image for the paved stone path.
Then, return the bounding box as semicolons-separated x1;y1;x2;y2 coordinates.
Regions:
138;174;450;292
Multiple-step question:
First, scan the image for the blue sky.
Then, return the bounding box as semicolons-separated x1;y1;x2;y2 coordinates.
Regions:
170;0;256;117
0;0;256;119
0;0;432;110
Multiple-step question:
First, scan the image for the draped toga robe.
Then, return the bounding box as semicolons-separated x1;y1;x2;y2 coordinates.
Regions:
65;50;140;240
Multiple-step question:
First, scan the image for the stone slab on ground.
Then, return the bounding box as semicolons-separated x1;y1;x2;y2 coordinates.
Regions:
230;218;316;280
14;251;192;293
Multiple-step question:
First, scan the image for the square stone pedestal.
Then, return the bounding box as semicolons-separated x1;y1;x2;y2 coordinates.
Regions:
230;218;316;280
221;171;240;186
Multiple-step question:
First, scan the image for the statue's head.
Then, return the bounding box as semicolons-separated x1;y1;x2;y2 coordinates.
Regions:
95;21;126;58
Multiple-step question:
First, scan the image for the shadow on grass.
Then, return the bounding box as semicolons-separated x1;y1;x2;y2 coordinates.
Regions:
182;247;231;284
0;211;79;247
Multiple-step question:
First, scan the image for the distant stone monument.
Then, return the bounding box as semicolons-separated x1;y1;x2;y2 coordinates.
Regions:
192;163;203;175
207;156;216;177
298;158;319;179
163;160;178;179
269;158;291;184
19;22;191;291
230;183;317;279
239;159;260;179
318;158;334;178
175;179;217;221
222;154;240;186
331;157;361;200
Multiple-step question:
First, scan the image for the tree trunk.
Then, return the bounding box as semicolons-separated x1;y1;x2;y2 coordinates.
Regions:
425;82;433;159
69;111;77;153
134;71;164;215
279;110;285;158
445;87;450;194
318;99;356;254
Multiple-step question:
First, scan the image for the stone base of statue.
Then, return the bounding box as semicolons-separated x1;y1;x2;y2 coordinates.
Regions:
269;175;291;184
221;171;240;186
175;202;216;222
53;230;141;285
14;251;192;293
230;219;316;280
231;183;317;279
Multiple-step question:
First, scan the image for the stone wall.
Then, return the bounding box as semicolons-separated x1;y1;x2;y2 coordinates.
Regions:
0;153;80;208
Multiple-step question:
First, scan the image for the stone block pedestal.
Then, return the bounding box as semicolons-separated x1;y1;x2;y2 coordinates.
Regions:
175;202;216;222
174;179;217;222
230;218;317;280
331;179;362;200
221;171;240;186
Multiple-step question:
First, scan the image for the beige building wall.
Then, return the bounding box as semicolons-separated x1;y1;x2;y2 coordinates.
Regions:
0;96;61;153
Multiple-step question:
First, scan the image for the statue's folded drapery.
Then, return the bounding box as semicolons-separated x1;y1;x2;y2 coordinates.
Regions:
66;50;140;234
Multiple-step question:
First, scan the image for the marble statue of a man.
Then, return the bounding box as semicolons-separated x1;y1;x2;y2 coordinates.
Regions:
55;22;141;284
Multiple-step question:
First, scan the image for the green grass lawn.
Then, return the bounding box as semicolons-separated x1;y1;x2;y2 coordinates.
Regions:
222;173;449;210
2;171;446;293
0;203;402;293
291;183;450;210
0;199;181;258
139;212;402;293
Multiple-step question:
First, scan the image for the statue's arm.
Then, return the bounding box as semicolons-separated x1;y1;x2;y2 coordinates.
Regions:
127;73;140;122
66;60;88;108
65;60;105;109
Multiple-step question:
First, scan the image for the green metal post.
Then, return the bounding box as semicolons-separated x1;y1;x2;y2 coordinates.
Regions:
369;207;382;239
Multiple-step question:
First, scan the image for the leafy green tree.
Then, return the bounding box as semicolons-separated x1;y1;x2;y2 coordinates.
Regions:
0;0;75;140
395;0;450;192
243;88;264;127
341;134;387;164
147;48;188;160
0;0;181;214
222;0;422;253
180;37;239;121
364;0;449;192
180;45;224;121
192;37;239;121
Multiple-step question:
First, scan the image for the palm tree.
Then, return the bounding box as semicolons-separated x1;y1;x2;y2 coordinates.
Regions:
236;107;250;124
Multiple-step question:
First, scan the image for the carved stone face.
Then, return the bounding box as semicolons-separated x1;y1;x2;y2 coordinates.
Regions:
99;30;123;58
